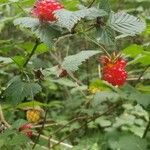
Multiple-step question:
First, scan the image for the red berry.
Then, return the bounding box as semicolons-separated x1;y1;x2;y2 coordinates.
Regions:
31;0;64;21
102;58;127;86
19;124;32;138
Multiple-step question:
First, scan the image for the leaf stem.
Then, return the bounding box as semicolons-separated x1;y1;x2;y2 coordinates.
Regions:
84;34;111;57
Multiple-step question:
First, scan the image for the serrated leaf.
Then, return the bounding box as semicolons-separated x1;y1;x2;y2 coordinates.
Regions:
54;8;107;31
92;91;120;107
4;77;42;105
34;23;61;46
118;134;147;150
62;50;100;72
108;132;147;150
14;17;40;29
96;26;115;46
14;17;61;47
108;11;146;35
99;0;111;14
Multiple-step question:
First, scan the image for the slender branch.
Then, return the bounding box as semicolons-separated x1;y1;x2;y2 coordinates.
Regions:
30;142;49;150
88;0;96;8
33;133;73;149
142;118;150;139
32;109;48;149
136;66;149;83
50;104;119;149
23;39;39;68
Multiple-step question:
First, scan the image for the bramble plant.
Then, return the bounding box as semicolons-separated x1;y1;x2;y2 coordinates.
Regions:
0;0;150;150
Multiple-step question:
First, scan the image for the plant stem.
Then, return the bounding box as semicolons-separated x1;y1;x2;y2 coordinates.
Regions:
23;39;39;68
137;66;149;83
32;109;48;149
84;34;111;57
50;104;119;149
88;0;96;8
142;118;150;138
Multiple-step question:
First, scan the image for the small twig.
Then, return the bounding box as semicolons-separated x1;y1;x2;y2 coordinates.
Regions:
88;0;96;8
136;66;149;83
48;115;88;146
23;39;39;68
51;104;119;149
30;142;49;150
33;133;73;149
142;118;150;139
33;123;58;128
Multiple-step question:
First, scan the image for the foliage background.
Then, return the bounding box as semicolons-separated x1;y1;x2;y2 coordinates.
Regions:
0;0;150;149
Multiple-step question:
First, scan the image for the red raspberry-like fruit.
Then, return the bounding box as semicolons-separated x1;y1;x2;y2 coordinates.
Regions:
19;123;32;138
31;0;64;21
101;56;127;86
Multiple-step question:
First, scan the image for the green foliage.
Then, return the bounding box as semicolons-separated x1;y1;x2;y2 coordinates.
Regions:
108;11;146;35
0;0;150;149
107;131;148;150
62;50;101;71
54;7;107;31
4;76;42;105
14;17;61;46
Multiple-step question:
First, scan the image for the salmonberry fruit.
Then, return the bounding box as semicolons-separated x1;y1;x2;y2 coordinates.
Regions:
31;0;64;21
100;54;127;86
19;124;32;138
26;109;42;123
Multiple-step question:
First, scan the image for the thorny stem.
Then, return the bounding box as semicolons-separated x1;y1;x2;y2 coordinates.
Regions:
33;133;73;149
32;109;48;149
50;104;120;149
142;117;150;139
23;39;39;68
88;0;96;8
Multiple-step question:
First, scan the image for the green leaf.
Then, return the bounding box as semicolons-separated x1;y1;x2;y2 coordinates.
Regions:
34;23;61;47
61;0;79;11
123;44;144;58
11;56;26;68
89;79;112;91
14;17;61;47
118;134;147;150
99;0;111;14
92;91;120;107
108;132;147;150
62;50;100;72
96;26;115;46
16;100;47;109
120;84;150;108
14;17;40;29
54;8;107;31
4;77;42;105
108;12;146;35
